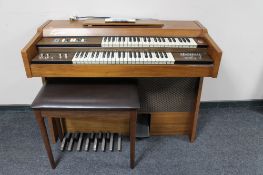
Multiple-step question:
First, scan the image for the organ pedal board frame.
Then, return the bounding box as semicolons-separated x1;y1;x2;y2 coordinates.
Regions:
21;19;222;143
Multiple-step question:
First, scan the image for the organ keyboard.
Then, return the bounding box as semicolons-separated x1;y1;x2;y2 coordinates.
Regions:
21;19;222;142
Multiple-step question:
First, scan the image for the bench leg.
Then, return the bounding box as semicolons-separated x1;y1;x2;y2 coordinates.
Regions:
129;110;137;169
34;110;56;169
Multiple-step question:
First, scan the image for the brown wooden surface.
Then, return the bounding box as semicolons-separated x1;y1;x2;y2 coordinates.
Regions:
34;110;56;169
21;20;51;78
190;78;203;142
55;118;63;142
150;112;193;135
47;118;58;144
63;115;130;135
129;110;137;169
43;20;205;37
21;32;42;77
204;33;222;77
30;64;213;77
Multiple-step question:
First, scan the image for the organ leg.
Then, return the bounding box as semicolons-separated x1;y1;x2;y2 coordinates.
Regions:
190;78;203;142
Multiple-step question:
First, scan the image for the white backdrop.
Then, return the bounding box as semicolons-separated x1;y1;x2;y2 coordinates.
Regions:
0;0;263;104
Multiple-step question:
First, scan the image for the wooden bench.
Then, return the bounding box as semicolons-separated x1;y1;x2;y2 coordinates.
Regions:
31;81;140;169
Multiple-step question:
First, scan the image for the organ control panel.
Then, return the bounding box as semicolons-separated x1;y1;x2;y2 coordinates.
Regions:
21;19;222;78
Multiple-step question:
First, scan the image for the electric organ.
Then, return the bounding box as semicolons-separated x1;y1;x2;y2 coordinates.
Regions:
21;19;222;146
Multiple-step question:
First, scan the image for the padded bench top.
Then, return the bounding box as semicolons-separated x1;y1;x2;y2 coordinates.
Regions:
31;82;140;110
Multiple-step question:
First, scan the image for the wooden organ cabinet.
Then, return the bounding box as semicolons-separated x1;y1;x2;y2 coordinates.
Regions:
21;19;222;143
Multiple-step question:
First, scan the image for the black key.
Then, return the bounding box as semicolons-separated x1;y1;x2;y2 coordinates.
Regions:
149;52;152;58
158;37;161;42
164;52;168;58
186;38;190;42
123;37;126;42
111;52;114;58
182;38;187;42
95;52;99;58
107;52;110;58
134;52;137;58
129;37;132;42
154;38;157;42
118;52;121;58
155;52;159;58
138;52;141;58
103;37;107;42
161;37;165;42
178;38;183;42
118;37;121;42
133;37;136;42
144;37;147;42
112;37;115;42
172;38;176;42
147;37;151;42
103;52;106;58
91;52;95;58
137;37;140;42
145;52;148;58
159;52;164;58
168;38;172;42
129;52;132;58
122;51;125;57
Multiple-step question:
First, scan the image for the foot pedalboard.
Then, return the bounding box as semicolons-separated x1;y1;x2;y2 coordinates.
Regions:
60;133;122;152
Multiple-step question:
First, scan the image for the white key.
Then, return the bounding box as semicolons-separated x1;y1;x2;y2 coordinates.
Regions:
139;37;144;47
76;52;82;64
127;52;132;64
79;52;86;64
135;52;140;64
61;38;66;42
90;52;96;64
84;52;91;64
102;37;107;47
119;37;124;47
115;52;119;64
98;52;103;64
158;38;164;47
164;38;170;47
94;52;100;64
141;37;146;47
108;37;113;47
189;38;197;48
135;37;140;47
124;37;128;47
102;52;107;64
152;52;158;64
89;52;94;64
167;52;175;64
106;52;111;64
123;52;127;64
131;52;136;64
170;38;177;47
150;37;155;47
72;52;79;64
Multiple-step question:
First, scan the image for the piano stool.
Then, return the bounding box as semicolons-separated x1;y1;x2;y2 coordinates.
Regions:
31;82;140;169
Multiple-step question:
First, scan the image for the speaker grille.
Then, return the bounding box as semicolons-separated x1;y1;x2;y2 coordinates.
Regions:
137;78;199;112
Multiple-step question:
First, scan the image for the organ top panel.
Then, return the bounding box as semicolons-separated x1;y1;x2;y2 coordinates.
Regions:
42;20;206;37
21;19;222;78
